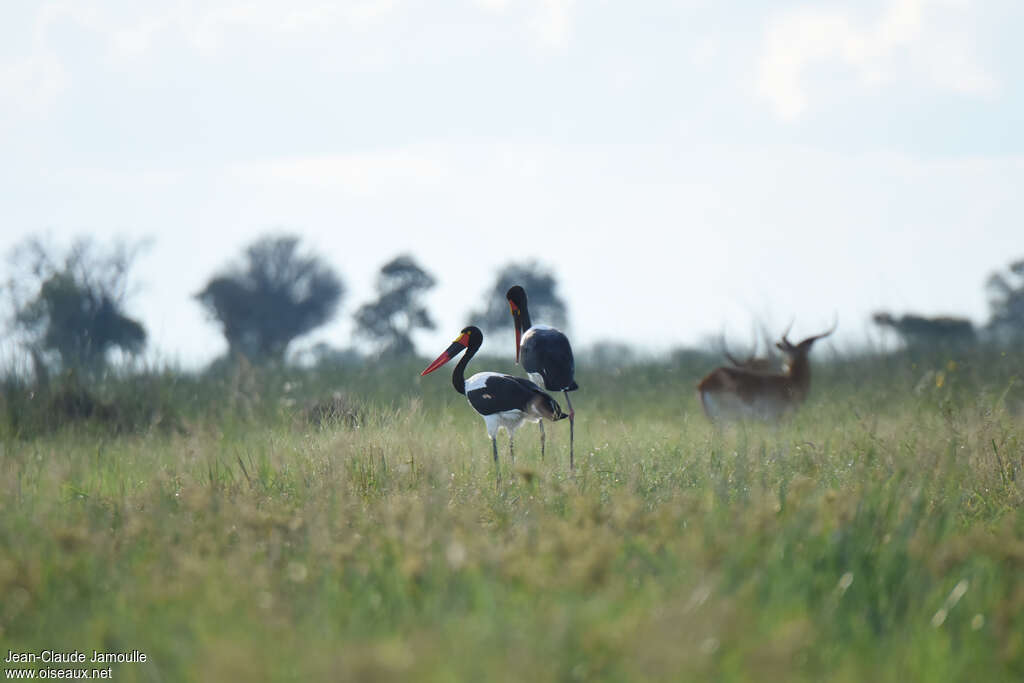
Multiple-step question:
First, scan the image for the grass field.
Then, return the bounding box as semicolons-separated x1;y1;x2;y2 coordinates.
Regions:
1;350;1023;681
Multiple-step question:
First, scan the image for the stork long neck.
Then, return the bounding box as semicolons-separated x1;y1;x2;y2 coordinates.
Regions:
451;343;478;395
519;305;533;332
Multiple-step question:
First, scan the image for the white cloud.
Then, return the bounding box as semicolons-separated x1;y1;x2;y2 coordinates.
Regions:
756;0;997;121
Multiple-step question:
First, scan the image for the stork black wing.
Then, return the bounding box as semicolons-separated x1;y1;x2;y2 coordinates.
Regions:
466;374;548;416
521;327;577;391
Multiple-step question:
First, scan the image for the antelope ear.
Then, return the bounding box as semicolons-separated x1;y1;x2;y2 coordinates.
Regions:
775;342;784;350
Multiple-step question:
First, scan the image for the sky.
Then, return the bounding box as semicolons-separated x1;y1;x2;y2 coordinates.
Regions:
1;0;1021;367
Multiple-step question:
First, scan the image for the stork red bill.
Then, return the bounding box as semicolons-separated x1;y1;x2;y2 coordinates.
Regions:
421;350;453;376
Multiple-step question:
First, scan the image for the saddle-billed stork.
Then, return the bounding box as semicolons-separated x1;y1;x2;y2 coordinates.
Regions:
506;285;579;468
420;326;567;479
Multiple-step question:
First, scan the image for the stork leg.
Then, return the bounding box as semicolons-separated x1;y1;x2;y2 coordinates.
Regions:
563;391;575;470
509;434;515;463
538;421;546;459
491;437;501;484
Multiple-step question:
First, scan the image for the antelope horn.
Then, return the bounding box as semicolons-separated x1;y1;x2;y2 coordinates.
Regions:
748;323;760;360
780;318;795;345
808;314;839;342
722;334;754;366
720;335;741;366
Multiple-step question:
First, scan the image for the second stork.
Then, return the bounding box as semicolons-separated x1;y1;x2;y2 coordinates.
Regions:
506;285;579;468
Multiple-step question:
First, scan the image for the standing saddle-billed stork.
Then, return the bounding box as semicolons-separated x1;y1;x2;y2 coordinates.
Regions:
506;285;579;468
420;326;567;479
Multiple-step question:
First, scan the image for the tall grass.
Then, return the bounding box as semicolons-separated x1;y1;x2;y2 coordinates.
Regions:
0;347;1022;681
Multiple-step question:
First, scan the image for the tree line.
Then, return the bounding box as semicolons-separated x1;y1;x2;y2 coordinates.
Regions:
2;234;570;376
4;233;1024;377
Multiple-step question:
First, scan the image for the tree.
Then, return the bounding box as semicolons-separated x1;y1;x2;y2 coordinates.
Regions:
353;255;436;356
986;258;1024;343
6;236;147;374
196;235;343;362
872;312;976;349
469;261;568;335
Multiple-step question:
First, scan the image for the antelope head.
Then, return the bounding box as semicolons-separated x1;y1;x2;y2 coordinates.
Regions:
775;318;837;375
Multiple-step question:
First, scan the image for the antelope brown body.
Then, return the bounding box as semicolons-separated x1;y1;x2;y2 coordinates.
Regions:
722;342;780;373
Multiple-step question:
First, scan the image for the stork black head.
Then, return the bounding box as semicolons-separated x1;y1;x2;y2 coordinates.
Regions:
538;393;569;422
506;285;527;311
505;285;531;363
421;326;483;376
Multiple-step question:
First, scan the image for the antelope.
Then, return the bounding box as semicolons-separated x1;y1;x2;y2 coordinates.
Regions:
697;319;837;421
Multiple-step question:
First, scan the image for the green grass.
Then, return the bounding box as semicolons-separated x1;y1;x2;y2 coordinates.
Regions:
1;351;1023;681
